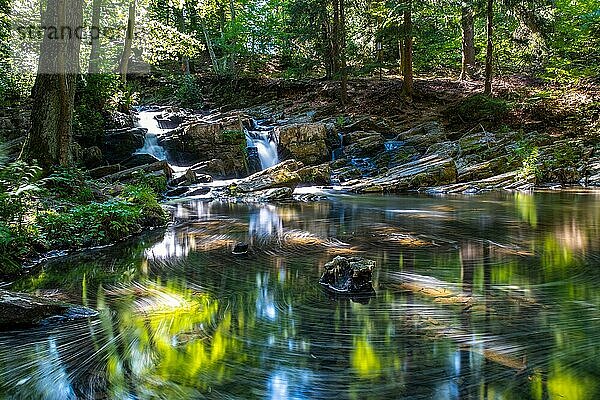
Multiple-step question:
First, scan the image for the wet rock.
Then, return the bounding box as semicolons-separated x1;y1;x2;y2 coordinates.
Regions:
186;187;211;197
190;159;227;177
297;164;331;185
235;159;303;193
277;123;329;165
232;242;249;255
349;154;457;193
428;170;534;194
102;127;146;164
166;187;188;197
0;289;97;329
171;169;213;187
158;116;247;176
246;147;262;174
103;161;173;183
256;187;294;201
319;256;376;294
120;153;161;169
341;116;395;135
106;110;135;129
343;131;385;158
332;165;362;182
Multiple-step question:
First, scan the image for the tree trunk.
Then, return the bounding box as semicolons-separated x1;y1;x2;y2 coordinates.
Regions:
178;6;190;75
119;0;136;83
228;0;237;75
202;20;220;75
484;0;493;95
339;0;348;105
460;1;475;80
332;0;341;77
22;0;83;170
88;0;102;74
401;0;413;98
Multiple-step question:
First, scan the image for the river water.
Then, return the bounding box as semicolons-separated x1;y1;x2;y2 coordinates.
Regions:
2;191;600;399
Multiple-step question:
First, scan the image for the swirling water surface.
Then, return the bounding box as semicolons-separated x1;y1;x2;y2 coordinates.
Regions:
2;191;600;399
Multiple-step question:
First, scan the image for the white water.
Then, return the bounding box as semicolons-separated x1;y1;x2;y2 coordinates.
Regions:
135;111;168;161
245;122;279;170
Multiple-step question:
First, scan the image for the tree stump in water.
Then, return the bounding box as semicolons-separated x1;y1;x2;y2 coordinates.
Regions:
319;256;375;294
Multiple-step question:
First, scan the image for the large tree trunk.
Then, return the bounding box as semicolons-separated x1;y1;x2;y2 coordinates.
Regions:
119;0;136;83
460;1;475;80
88;0;102;73
331;0;341;77
22;0;83;170
228;0;237;75
401;0;413;98
178;6;190;75
484;0;493;95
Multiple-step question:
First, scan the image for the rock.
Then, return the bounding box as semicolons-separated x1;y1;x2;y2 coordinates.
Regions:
171;169;212;187
81;146;103;169
102;127;146;164
297;164;331;185
0;289;97;329
120;153;161;169
103;161;173;183
232;242;249;255
256;187;294;201
158;116;247;176
190;159;227;177
333;166;362;182
89;164;122;179
186;187;211;197
349;154;457;192
235;159;303;193
106;110;135;129
341;116;395;135
246;147;262;174
166;187;188;197
343;131;385;158
428;171;535;194
396;121;446;151
277;123;330;165
457;155;520;183
319;256;376;294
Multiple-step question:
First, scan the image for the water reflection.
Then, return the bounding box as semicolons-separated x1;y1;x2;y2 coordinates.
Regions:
2;192;600;398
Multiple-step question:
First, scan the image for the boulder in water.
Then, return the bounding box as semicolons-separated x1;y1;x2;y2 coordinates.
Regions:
277;123;329;165
319;256;375;294
232;242;249;255
102;127;146;164
235;159;303;193
0;289;97;329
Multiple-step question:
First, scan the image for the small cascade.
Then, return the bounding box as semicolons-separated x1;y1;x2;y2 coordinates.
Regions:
332;132;344;160
134;111;168;161
245;119;279;171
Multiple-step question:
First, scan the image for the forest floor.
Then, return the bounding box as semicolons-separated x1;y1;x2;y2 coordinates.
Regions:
177;74;599;140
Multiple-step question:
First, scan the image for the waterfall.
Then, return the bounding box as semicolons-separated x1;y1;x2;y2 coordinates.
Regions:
245;119;279;170
134;111;168;161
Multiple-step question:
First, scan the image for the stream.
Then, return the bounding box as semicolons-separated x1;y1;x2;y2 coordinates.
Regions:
1;191;600;399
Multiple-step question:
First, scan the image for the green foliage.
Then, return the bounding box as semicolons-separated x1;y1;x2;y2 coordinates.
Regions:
176;75;203;108
44;166;94;203
222;129;245;143
512;139;541;181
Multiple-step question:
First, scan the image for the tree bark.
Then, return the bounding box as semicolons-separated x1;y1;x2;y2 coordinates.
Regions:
339;0;348;105
484;0;493;95
119;0;136;83
202;20;219;75
88;0;102;73
401;0;413;98
460;0;475;80
22;0;83;170
332;0;341;77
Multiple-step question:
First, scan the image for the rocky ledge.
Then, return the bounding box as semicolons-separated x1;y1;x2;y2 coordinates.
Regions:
0;289;97;329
